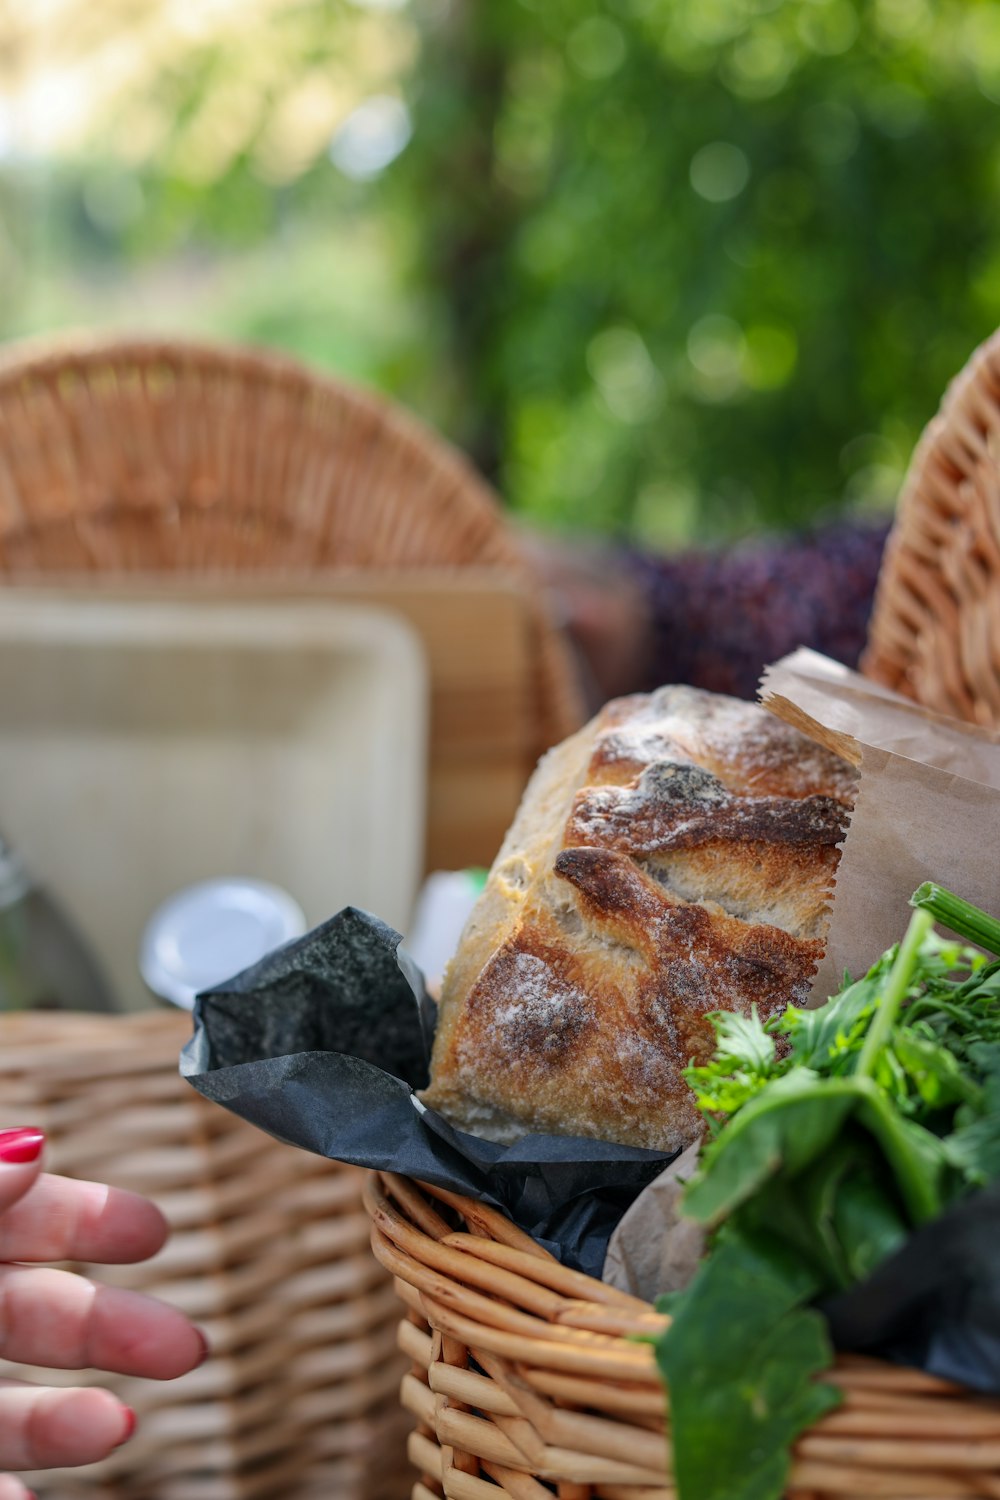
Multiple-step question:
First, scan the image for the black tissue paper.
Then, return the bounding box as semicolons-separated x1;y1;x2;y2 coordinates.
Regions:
181;905;1000;1393
181;906;673;1277
824;1183;1000;1393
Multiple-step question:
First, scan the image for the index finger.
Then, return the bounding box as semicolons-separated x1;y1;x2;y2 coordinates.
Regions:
0;1130;46;1219
0;1174;168;1265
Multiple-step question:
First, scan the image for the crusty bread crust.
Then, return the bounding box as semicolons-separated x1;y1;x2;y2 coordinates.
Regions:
421;686;855;1152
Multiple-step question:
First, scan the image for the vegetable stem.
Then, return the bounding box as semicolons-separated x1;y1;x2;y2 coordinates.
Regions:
855;908;932;1080
911;882;1000;957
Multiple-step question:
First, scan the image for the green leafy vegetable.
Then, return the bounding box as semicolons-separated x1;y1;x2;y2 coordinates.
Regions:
911;882;1000;957
654;887;1000;1500
945;1044;1000;1185
655;1236;839;1500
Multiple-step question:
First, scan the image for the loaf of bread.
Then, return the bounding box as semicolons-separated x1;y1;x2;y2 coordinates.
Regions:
421;686;856;1153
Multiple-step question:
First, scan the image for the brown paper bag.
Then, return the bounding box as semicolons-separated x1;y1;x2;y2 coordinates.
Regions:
604;648;1000;1296
603;1141;705;1300
760;648;1000;1001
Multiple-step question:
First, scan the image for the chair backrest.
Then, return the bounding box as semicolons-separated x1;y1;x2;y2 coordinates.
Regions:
0;336;584;826
0;336;586;1500
864;326;1000;728
0;336;584;1500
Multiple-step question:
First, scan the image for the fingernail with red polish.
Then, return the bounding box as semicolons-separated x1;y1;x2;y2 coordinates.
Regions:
0;1127;44;1164
116;1406;138;1446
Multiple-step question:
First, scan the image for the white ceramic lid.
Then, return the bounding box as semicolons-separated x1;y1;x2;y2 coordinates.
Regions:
140;878;307;1010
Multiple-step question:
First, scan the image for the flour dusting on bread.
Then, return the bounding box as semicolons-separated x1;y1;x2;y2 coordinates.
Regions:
421;685;856;1153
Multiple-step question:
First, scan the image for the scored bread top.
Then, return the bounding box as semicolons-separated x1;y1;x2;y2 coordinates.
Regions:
421;686;856;1153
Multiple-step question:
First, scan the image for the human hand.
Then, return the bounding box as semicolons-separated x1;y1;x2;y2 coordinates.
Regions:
0;1126;206;1499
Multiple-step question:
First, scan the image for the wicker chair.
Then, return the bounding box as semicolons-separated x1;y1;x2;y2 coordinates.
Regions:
0;334;583;804
0;334;583;1500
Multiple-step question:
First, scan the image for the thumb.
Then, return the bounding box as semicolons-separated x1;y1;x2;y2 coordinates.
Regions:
0;1129;45;1215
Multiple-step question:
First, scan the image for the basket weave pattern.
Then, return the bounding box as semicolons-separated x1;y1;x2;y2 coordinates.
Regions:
0;335;581;755
0;333;585;1497
864;327;1000;727
1;1013;410;1500
366;1171;1000;1500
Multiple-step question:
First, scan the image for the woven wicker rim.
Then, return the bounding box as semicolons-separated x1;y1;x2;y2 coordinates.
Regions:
863;325;1000;728
0;332;584;755
366;1170;1000;1500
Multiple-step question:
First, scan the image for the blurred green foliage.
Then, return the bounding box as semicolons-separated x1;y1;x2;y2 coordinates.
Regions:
398;0;1000;543
5;0;1000;545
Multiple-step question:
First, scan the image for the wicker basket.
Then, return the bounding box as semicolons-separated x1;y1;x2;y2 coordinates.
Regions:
1;1012;411;1500
0;333;582;1497
864;325;1000;727
365;326;1000;1500
366;1172;1000;1500
0;333;581;759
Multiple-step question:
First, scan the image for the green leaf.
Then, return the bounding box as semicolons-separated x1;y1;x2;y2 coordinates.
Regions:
853;1082;948;1224
685;1007;785;1119
730;1133;911;1292
891;1027;979;1110
685;1066;947;1231
656;890;1000;1500
944;1042;1000;1186
824;1142;912;1283
655;1236;840;1500
710;1007;777;1073
781;962;887;1071
734;1175;848;1290
682;1071;857;1228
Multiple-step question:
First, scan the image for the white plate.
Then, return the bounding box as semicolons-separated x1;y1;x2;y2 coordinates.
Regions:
0;594;427;1009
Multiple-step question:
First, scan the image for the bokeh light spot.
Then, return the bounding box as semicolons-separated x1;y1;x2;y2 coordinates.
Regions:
690;141;750;202
798;1;860;57
587;326;662;423
687;314;746;400
633;478;700;550
329;95;411;180
723;30;795;99
567;18;627;80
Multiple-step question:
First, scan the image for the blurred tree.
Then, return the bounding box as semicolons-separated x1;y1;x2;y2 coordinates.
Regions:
4;0;1000;547
0;0;420;385
396;0;1000;544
